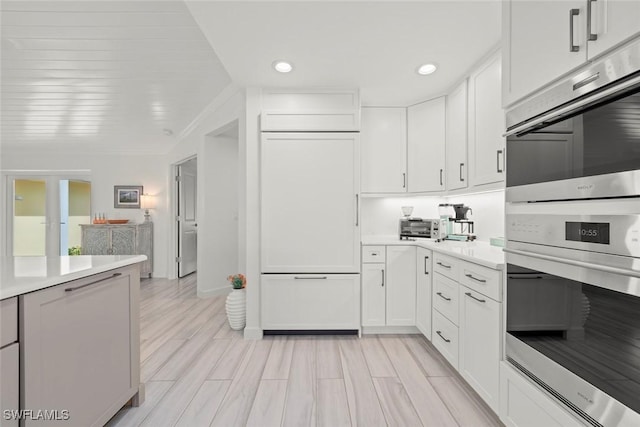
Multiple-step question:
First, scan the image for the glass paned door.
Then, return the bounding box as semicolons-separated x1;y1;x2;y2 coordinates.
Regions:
9;175;91;257
13;178;47;256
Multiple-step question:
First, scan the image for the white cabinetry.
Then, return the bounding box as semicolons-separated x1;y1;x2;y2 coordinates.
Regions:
260;88;360;131
459;285;501;413
500;363;587;427
446;80;468;191
503;0;640;106
261;274;360;330
20;265;141;427
361;245;416;328
415;247;432;339
587;0;640;59
261;132;360;273
361;107;407;193
469;52;505;187
386;246;417;326
407;97;446;192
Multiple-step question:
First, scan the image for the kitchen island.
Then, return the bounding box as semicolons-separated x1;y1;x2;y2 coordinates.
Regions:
0;255;146;427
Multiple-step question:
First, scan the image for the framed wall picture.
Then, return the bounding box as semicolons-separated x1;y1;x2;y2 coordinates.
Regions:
114;185;143;209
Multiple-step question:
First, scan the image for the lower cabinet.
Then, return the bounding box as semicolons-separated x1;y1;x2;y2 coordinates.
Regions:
432;309;459;369
20;265;141;427
415;247;432;339
459;285;501;412
361;245;417;327
261;274;360;330
500;362;586;427
0;343;19;427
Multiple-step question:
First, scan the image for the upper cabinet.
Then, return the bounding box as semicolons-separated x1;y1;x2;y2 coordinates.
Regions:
407;97;446;192
361;107;407;193
503;0;640;107
587;0;640;59
260;88;361;131
446;80;468;191
469;53;505;186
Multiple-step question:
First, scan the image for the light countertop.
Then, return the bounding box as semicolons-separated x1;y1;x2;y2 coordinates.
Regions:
361;235;505;270
0;255;147;300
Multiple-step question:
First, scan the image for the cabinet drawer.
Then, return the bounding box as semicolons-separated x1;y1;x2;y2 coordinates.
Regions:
459;261;502;302
261;274;360;330
0;343;19;427
362;245;386;263
433;273;459;326
433;253;459;281
432;309;459;370
1;297;18;348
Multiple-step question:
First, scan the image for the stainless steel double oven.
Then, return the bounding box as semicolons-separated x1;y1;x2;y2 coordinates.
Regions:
505;38;640;426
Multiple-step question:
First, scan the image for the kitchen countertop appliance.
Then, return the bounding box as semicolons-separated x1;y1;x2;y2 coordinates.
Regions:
398;218;440;240
439;203;475;241
504;37;640;427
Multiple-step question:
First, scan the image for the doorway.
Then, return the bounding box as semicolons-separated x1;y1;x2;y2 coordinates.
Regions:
7;174;91;257
176;158;197;277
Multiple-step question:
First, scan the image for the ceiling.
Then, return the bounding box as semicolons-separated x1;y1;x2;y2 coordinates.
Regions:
0;1;231;153
186;0;502;106
1;1;502;154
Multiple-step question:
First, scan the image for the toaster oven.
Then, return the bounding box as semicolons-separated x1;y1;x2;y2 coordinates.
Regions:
399;218;440;240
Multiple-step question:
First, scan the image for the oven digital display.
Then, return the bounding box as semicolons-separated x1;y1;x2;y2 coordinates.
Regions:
565;222;610;244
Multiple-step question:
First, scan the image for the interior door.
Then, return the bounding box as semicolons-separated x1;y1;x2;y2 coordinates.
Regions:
178;159;197;277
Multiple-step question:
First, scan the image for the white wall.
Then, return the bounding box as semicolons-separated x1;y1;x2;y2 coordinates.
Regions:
165;86;246;298
1;150;170;277
360;189;505;242
199;134;239;295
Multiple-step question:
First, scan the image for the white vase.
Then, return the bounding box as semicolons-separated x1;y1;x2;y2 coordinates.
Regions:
225;288;246;330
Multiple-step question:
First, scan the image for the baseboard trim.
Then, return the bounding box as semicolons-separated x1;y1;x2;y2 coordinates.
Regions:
197;287;230;298
362;325;421;335
243;327;263;340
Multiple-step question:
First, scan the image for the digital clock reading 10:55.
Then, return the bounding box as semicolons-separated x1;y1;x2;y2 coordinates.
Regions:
565;222;610;244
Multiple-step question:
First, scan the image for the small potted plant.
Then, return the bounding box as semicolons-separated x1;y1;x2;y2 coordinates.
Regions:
225;274;246;330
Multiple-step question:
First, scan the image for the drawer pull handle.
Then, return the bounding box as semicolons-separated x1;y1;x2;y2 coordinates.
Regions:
436;331;451;343
465;292;486;303
465;273;486;283
436;292;451;301
294;276;328;280
437;262;451;269
65;273;122;292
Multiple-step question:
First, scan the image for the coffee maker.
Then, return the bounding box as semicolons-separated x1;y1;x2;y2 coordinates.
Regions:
438;203;476;241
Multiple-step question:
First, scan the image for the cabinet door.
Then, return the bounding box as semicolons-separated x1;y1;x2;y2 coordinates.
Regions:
470;53;506;186
0;343;19;427
136;222;153;277
415;247;432;339
587;0;640;60
386;246;416;326
459;286;501;413
261;133;360;273
81;227;110;255
361;263;386;326
21;266;140;427
446;80;468;191
407;97;446;192
111;226;136;255
503;0;586;106
261;274;360;330
361;107;407;193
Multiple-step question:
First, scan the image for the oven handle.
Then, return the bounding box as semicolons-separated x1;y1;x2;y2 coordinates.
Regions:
504;248;640;279
503;73;640;137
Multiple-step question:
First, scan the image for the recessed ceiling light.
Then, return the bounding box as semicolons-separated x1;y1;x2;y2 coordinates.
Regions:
163;128;173;136
273;60;293;73
417;63;437;75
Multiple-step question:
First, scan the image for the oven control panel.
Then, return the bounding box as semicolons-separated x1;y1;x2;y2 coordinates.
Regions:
507;214;640;258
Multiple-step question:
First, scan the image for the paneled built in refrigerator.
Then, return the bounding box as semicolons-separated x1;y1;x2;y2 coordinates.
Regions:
260;132;360;330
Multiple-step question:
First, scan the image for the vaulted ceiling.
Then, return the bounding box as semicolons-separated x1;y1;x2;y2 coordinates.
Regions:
1;1;502;154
